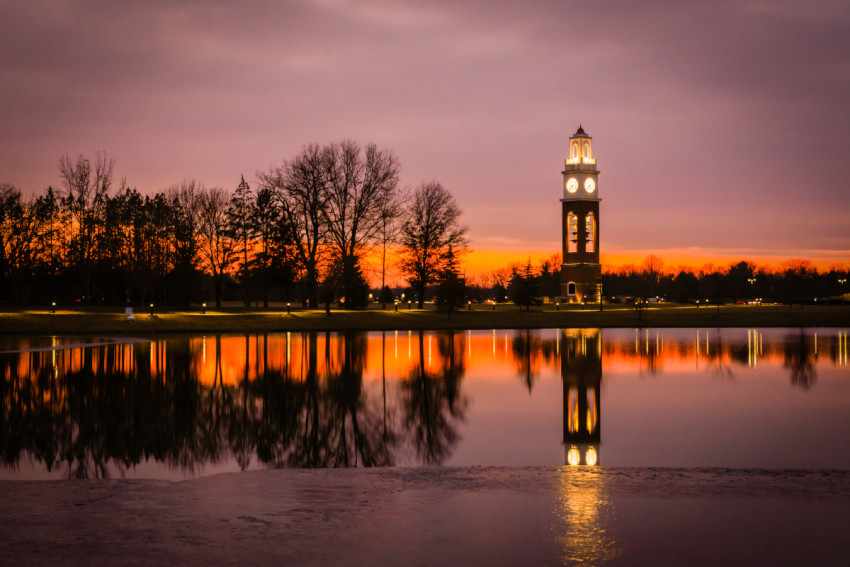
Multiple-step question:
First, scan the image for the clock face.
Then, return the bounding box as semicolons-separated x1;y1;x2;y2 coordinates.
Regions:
585;178;596;193
566;178;578;193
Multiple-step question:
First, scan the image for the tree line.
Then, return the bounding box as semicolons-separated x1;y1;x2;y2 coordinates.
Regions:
0;142;468;307
465;254;848;306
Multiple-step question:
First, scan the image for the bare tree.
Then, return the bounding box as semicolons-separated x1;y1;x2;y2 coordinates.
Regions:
377;186;405;308
197;187;236;307
58;151;115;302
0;183;45;302
324;140;400;266
166;179;203;306
259;144;331;308
399;181;469;308
642;254;665;298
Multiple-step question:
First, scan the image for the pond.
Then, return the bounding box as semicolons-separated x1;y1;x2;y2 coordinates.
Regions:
1;328;848;479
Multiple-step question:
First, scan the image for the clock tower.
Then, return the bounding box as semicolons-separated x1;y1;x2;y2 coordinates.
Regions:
561;125;601;302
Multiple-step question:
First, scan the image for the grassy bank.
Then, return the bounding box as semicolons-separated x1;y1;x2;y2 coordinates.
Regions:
1;303;848;335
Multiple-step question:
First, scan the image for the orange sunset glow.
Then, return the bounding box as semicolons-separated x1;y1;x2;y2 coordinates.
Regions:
8;330;844;390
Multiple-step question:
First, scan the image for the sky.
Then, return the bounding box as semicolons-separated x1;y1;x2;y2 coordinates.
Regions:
1;0;849;277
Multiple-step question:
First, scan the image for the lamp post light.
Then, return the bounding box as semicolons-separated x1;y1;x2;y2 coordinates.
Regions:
395;300;399;312
467;300;471;310
202;302;206;314
408;300;411;310
149;303;154;316
286;302;291;315
51;302;56;314
556;302;560;312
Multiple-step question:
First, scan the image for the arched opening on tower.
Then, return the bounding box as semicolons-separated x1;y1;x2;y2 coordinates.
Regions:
583;142;589;158
567;212;578;253
571;143;578;160
585;212;596;253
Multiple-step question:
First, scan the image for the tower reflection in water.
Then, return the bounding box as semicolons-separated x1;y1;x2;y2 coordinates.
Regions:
557;329;618;563
561;329;601;467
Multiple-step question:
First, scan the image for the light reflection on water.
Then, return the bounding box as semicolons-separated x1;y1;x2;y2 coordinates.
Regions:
0;328;848;479
557;469;619;565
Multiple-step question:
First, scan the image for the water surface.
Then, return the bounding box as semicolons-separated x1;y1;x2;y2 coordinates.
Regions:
1;328;848;479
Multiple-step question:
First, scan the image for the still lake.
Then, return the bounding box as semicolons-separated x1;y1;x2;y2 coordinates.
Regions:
1;327;848;479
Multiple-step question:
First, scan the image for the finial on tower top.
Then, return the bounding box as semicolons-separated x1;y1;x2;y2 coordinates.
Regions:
574;124;587;136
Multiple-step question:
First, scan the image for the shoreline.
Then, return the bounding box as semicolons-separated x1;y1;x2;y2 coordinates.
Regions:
1;303;848;335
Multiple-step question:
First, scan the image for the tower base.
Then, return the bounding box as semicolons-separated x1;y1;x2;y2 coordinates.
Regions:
560;263;601;303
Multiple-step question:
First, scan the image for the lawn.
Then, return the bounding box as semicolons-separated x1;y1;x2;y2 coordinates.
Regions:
1;302;847;335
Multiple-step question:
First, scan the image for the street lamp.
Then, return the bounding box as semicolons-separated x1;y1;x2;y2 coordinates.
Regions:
149;303;154;316
202;302;206;314
51;302;56;314
286;302;291;315
597;280;603;312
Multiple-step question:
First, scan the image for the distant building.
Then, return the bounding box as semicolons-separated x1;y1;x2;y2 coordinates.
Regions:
560;125;601;302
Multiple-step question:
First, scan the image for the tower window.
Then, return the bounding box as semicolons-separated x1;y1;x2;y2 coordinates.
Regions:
572;143;578;159
585;212;596;253
583;142;589;158
567;212;578;253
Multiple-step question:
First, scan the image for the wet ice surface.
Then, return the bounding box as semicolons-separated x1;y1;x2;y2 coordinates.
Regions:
2;467;849;566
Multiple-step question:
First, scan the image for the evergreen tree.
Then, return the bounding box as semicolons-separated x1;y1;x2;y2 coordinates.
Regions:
227;175;256;306
340;256;370;309
435;245;466;317
509;259;541;311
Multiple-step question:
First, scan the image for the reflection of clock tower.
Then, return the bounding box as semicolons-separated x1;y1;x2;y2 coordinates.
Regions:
561;125;601;302
561;329;602;466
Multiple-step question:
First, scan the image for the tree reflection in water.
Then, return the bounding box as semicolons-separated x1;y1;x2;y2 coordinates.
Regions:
400;330;468;465
0;331;465;477
783;331;817;390
0;328;840;477
511;329;558;392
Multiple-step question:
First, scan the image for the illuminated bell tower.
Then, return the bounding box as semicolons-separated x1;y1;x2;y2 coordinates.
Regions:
561;125;601;302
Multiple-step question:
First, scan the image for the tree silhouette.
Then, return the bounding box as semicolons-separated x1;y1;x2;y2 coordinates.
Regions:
435;245;466;317
399;182;469;308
